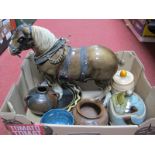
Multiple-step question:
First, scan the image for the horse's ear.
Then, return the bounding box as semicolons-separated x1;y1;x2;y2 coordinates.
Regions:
22;25;31;35
19;19;30;31
20;19;28;26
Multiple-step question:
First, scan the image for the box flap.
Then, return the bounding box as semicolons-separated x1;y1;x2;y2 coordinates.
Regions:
0;85;16;113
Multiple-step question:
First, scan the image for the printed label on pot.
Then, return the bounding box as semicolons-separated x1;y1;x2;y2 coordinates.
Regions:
6;124;45;135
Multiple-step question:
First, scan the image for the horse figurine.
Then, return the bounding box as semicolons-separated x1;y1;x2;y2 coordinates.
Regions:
9;24;118;89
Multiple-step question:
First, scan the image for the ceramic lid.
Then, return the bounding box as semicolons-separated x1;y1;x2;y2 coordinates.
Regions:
113;70;134;85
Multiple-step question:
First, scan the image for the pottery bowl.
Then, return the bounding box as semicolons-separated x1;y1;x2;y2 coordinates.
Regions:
73;99;108;125
40;109;74;125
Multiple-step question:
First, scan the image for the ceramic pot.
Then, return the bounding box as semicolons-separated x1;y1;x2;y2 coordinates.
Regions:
73;99;108;125
112;70;134;94
40;109;74;125
108;92;146;125
25;86;58;115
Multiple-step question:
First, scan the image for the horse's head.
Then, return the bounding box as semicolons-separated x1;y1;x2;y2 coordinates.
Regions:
9;24;34;55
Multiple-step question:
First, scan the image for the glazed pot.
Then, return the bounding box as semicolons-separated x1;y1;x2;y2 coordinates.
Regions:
25;86;58;115
108;92;146;125
112;70;135;94
40;109;74;125
73;99;108;125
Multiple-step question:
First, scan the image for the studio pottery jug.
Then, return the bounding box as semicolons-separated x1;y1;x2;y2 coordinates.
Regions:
25;86;58;115
108;92;146;125
73;99;108;125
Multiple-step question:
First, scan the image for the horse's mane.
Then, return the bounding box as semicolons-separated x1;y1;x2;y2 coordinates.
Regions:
32;26;58;53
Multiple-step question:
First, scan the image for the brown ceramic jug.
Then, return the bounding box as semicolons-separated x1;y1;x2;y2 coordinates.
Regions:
73;99;108;125
25;86;58;115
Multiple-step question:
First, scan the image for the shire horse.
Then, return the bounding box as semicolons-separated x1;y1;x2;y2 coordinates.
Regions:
9;24;118;89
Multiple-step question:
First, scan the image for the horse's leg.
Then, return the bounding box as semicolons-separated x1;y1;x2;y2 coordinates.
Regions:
94;79;112;101
41;74;64;99
95;79;112;90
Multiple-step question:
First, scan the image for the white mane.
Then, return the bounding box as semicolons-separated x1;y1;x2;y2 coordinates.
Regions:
32;25;58;53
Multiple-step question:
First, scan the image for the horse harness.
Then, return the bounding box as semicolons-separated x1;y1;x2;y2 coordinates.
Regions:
34;38;89;82
58;46;89;81
34;38;66;65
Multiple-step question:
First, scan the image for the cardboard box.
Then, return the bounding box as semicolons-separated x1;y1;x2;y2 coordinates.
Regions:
1;51;155;135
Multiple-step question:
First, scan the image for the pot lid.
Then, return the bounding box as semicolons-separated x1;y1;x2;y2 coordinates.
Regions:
113;70;134;85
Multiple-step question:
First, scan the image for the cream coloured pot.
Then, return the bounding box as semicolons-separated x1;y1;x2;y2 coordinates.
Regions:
112;70;134;94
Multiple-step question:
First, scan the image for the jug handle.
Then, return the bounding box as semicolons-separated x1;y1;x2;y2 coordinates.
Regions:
24;95;32;102
48;92;60;99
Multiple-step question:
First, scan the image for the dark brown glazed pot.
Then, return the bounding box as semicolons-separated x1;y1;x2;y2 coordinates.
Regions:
73;99;108;125
25;86;58;115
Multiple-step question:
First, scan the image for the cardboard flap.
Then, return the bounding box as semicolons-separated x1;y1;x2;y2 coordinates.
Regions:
0;85;16;113
135;118;155;135
21;58;35;90
21;53;44;90
44;124;138;135
140;117;155;127
130;56;144;85
0;112;16;120
27;53;44;84
116;51;136;71
15;114;32;124
15;73;28;108
144;87;155;118
7;85;25;115
135;72;151;100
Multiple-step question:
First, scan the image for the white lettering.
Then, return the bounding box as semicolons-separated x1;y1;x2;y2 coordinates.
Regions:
32;131;41;135
34;125;41;131
9;125;16;131
9;125;42;135
16;126;26;131
26;126;33;131
12;131;25;135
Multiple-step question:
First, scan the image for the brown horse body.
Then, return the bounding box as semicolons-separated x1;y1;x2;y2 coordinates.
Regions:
38;45;118;85
9;25;118;88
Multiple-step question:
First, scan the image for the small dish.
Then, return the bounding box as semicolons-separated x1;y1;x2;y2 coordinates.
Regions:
40;109;74;125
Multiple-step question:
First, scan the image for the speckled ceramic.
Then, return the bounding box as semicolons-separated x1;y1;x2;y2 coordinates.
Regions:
108;92;146;125
73;99;108;125
25;86;58;115
40;109;74;125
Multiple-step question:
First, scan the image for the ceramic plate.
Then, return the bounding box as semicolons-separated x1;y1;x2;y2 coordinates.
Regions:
54;83;81;111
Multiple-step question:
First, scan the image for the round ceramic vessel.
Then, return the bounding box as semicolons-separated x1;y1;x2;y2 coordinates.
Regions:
25;86;58;115
73;99;108;125
108;92;146;125
40;109;74;125
112;70;135;93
